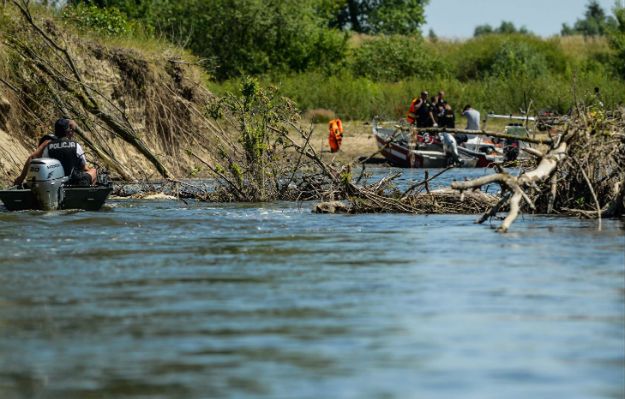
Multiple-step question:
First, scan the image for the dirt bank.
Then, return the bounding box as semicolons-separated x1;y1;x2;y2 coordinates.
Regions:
310;121;382;165
0;6;222;186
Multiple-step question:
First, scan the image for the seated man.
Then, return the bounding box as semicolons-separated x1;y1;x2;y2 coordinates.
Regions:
13;118;96;186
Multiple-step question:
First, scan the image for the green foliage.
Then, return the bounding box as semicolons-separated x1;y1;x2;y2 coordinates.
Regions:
490;41;548;78
608;4;625;78
270;69;625;121
333;0;429;34
349;35;448;81
561;0;617;36
67;0;152;20
448;34;567;80
474;21;531;37
366;0;429;35
149;0;347;80
62;3;132;36
208;77;299;200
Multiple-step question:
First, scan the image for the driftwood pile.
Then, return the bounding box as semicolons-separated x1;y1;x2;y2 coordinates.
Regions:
110;108;624;233
314;109;624;232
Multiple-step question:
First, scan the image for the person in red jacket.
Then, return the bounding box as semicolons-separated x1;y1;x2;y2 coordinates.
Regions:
328;118;344;153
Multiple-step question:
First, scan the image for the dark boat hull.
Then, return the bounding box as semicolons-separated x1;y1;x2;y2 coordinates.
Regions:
373;123;499;168
0;186;113;211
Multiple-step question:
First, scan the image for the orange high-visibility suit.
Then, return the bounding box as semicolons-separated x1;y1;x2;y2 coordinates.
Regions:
406;98;418;125
328;118;344;153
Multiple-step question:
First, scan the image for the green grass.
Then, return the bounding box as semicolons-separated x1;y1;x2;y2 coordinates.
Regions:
233;71;623;121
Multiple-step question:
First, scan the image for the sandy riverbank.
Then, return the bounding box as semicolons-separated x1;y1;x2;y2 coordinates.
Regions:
309;121;383;165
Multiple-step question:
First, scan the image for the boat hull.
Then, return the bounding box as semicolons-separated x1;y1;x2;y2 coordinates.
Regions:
0;186;113;211
373;123;499;168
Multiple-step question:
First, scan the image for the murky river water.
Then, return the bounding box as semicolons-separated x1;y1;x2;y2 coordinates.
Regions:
1;168;624;399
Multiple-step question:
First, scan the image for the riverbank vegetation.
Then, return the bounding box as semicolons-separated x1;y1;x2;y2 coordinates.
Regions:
53;0;625;119
1;0;623;231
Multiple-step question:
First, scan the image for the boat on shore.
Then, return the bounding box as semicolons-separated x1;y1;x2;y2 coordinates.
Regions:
0;158;112;211
372;120;504;168
373;114;534;169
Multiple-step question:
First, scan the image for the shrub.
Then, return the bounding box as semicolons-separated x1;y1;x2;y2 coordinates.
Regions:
62;4;132;36
449;34;568;80
349;35;449;82
490;41;548;78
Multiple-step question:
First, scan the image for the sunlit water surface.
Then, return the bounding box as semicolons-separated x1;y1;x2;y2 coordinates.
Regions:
1;168;623;399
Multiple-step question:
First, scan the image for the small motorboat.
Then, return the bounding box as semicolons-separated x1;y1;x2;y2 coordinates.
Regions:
0;158;112;211
372;120;504;168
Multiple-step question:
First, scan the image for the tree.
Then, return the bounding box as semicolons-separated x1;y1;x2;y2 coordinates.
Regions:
66;0;348;80
561;0;618;36
474;24;493;37
333;0;429;35
474;21;531;37
427;28;437;42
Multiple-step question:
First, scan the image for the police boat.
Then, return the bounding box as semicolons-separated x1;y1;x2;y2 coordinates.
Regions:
0;158;112;211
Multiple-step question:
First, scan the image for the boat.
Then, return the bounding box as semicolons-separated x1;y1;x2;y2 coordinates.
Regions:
0;158;112;211
372;120;504;168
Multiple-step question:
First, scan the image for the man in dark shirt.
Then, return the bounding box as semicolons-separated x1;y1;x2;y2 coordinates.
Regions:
13;118;96;186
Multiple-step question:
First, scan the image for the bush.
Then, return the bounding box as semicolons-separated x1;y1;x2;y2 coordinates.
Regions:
150;0;348;80
490;41;548;78
447;34;568;81
349;35;449;82
62;4;132;36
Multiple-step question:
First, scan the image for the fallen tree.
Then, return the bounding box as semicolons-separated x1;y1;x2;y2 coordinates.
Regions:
312;109;624;232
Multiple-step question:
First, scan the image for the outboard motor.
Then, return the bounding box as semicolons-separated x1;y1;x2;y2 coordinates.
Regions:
25;158;68;210
440;132;461;165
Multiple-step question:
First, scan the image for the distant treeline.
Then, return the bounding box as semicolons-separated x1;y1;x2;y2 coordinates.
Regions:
61;0;625;118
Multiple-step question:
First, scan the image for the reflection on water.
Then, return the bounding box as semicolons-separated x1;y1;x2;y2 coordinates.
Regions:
1;169;624;399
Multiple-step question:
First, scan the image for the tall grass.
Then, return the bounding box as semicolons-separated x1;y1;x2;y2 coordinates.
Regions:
264;71;625;121
208;34;624;121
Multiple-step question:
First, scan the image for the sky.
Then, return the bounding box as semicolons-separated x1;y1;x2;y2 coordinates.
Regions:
423;0;620;38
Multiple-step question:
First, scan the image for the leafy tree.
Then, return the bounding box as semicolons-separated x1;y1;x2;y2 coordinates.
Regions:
561;0;617;36
333;0;429;35
474;24;493;37
67;0;348;80
428;28;437;42
474;21;530;37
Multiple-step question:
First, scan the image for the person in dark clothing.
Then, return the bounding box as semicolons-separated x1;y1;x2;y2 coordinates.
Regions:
439;104;468;145
439;103;455;129
13;118;96;186
407;91;437;128
417;92;436;128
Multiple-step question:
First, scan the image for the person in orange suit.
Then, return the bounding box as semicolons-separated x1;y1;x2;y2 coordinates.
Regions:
328;118;344;153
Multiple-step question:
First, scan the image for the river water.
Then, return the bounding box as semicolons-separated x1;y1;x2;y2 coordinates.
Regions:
1;168;624;399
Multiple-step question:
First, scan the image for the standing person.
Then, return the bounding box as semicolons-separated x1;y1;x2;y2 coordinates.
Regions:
328;118;344;153
13;118;97;186
441;103;468;145
462;105;481;130
407;91;437;128
406;97;419;125
439;103;455;129
435;91;446;108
